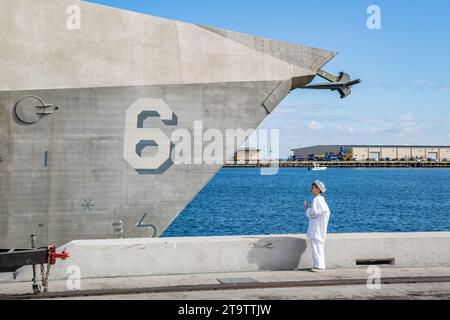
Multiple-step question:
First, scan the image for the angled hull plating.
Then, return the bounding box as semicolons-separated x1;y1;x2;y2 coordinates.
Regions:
0;0;340;248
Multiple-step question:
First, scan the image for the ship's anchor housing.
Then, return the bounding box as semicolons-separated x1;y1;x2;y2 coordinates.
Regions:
14;95;60;124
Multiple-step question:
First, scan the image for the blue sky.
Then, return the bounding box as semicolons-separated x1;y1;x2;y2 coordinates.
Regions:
87;0;450;157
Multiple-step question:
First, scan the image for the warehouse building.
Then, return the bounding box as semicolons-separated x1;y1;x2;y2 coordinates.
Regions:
234;148;262;163
292;145;450;161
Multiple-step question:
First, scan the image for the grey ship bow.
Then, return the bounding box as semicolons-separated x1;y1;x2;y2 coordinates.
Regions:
0;0;360;248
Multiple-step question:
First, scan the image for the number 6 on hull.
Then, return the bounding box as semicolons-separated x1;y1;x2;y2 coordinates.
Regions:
123;99;174;171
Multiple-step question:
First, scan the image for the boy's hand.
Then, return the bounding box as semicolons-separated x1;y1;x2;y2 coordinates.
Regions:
304;201;310;209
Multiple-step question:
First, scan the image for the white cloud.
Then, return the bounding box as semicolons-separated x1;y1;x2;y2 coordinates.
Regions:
414;80;433;84
307;120;323;130
360;117;387;123
401;112;415;123
337;124;355;134
400;112;420;134
368;127;383;134
377;80;450;91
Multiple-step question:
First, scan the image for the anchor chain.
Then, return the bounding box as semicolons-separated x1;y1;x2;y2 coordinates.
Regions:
39;253;52;293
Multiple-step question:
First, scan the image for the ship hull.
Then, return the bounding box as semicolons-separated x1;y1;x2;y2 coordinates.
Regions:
0;80;302;248
0;0;337;248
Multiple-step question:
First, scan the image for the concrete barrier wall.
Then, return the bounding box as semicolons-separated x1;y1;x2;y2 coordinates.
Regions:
8;232;450;281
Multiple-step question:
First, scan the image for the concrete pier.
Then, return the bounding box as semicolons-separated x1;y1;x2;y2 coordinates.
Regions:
2;267;450;300
1;232;449;299
2;232;449;281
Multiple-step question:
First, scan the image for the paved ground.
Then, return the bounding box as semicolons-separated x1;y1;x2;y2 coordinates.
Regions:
68;282;450;300
1;266;449;300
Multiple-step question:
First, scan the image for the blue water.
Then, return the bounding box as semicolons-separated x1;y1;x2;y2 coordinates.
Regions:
162;168;450;237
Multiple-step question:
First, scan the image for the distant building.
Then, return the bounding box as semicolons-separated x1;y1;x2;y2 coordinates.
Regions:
292;145;450;161
235;148;262;163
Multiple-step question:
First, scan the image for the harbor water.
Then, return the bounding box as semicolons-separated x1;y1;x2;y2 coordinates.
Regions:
163;168;450;237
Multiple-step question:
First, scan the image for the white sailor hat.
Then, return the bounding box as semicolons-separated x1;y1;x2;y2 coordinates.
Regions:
314;180;327;193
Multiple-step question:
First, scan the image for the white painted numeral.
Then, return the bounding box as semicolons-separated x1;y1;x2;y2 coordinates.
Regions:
124;99;173;170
